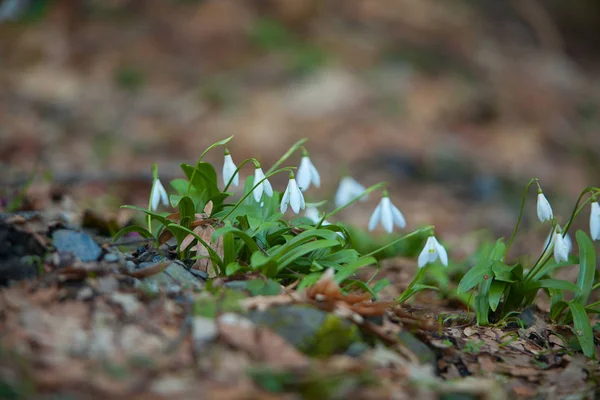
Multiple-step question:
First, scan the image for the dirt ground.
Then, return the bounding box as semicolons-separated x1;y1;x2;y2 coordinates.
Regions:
1;1;600;398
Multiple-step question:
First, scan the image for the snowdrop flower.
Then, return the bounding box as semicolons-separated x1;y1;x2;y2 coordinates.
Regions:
280;173;305;214
222;149;239;187
552;226;571;263
252;166;273;202
536;191;553;223
305;206;331;225
590;201;600;240
296;152;320;191
418;235;448;268
335;176;367;207
368;193;406;233
150;178;169;211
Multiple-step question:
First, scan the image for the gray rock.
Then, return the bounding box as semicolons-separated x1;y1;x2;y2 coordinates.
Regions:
135;262;204;294
125;260;137;272
247;305;362;357
396;331;436;367
103;253;120;263
52;229;102;262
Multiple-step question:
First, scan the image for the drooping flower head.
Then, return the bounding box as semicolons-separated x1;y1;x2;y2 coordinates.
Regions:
222;148;239;187
252;165;273;202
590;201;600;241
418;235;448;268
281;172;306;214
335;176;367;207
150;164;169;211
296;149;321;191
536;189;553;223
368;190;406;233
551;226;571;263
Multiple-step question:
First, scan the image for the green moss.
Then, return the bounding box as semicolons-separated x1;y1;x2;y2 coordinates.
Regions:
306;314;361;358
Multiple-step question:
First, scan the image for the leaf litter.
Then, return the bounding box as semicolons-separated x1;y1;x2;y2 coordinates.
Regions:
1;208;599;399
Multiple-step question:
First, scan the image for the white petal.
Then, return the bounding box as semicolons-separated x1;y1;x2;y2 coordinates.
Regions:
554;232;569;263
309;162;321;188
591;202;600;240
380;198;394;233
390;203;406;229
150;184;160;211
298;186;306;210
223;154;238;187
305;207;319;223
263;177;273;197
418;238;433;268
368;203;382;231
335;177;367;207
432;236;448;266
296;157;312;191
289;180;302;214
253;169;264;202
537;193;553;222
280;181;291;213
151;179;168;211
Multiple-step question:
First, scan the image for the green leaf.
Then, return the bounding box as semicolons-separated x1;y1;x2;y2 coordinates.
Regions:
333;256;377;283
277;239;340;270
574;230;596;306
121;205;171;226
370;278;390;296
167;223;224;274
245;279;281;296
396;283;439;303
532;279;581;293
113;225;154;241
569;301;596;358
457;261;493;294
475;277;493;325
226;262;243;276
178;196;196;228
212;226;261;254
298;272;322;290
488;281;506;312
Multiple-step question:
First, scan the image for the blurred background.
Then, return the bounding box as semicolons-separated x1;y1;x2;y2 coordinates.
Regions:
1;0;599;252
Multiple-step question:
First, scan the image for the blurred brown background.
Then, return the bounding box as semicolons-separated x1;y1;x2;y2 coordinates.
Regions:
1;0;599;247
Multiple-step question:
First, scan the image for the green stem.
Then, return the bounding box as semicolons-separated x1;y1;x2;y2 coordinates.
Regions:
266;138;307;175
187;135;234;196
562;187;599;235
363;226;433;258
396;266;427;304
504;178;538;260
220;167;295;220
223;158;259;192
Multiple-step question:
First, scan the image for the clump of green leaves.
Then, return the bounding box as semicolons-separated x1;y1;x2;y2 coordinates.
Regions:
458;180;600;358
115;137;437;302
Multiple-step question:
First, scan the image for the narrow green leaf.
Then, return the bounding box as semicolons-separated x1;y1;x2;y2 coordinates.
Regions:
457;261;493;294
167;223;224;273
334;256;377;282
488;280;507;312
569;301;596;358
575;230;596;306
277;239;340;270
113;225;154;241
533;279;581;293
476;277;493;326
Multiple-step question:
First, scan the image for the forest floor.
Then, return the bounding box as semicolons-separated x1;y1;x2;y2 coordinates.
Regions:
2;1;600;398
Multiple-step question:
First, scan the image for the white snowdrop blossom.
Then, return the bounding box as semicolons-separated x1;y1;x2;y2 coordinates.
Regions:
305;206;332;225
252;167;273;202
335;176;367;207
418;235;449;268
222;150;239;187
150;179;169;211
280;174;305;214
296;155;321;191
368;195;406;233
536;192;553;223
552;227;571;263
590;201;600;241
